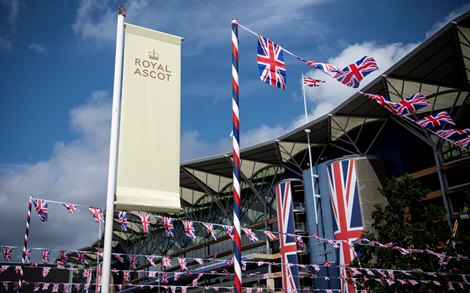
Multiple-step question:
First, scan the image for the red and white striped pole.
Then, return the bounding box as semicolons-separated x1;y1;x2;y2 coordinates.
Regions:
18;195;33;290
231;18;242;293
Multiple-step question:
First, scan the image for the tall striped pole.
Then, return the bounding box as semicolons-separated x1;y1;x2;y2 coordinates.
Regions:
231;18;242;293
18;195;33;290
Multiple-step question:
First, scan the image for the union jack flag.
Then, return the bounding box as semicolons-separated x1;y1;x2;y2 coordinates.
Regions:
129;254;138;269
394;93;430;115
194;258;203;265
333;56;378;88
114;253;124;263
327;159;363;292
52;283;59;293
242;228;259;242
363;92;397;113
415;111;455;128
178;257;187;270
42;283;50;290
203;223;217;240
174;272;182;281
183;220;197;239
263;230;277;241
192;278;199;286
88;207;104;223
21;248;31;263
162;256;172;268
2;246;12;261
298;57;341;75
148;271;157;278
77;251;86;264
59;250;68;262
302;75;325;87
257;35;286;90
162;217;175;237
32;198;48;222
455;136;470;148
223;225;235;241
296;235;306;251
118;211;128;231
275;181;300;292
436;128;470;139
41;249;50;264
161;272;168;283
63;203;78;214
139;213;151;233
123;271;130;282
146;256;156;267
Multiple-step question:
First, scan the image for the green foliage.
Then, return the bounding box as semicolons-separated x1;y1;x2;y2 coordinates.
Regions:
350;174;470;292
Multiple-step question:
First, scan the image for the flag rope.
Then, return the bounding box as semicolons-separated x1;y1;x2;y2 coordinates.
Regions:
24;196;470;263
0;267;467;292
3;246;467;281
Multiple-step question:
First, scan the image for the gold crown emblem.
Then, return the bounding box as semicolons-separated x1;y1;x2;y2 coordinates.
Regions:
149;50;159;60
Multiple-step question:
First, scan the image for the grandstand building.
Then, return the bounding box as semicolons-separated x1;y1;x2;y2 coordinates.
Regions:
67;10;470;293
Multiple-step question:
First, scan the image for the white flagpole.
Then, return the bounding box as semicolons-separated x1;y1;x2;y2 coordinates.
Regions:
101;6;126;293
302;74;320;224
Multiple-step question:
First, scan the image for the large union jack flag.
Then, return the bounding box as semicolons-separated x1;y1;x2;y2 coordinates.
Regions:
327;159;363;292
275;181;300;292
415;111;455;128
257;35;286;90
333;56;378;88
394;93;430;115
32;198;48;222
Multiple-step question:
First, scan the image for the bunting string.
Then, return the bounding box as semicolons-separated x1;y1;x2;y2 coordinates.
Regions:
1;264;469;293
1;245;469;283
25;196;470;264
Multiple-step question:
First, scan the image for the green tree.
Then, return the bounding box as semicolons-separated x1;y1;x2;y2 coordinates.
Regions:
350;174;470;292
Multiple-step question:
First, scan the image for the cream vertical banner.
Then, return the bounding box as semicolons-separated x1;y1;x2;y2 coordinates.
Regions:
116;23;182;212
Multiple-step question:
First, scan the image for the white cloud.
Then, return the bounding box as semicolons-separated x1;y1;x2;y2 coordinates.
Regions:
3;0;22;28
72;0;116;43
0;0;24;50
28;42;48;54
0;91;111;258
71;0;327;53
425;4;470;38
181;130;230;161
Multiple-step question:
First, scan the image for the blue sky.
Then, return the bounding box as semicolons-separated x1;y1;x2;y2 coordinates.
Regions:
0;0;469;257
